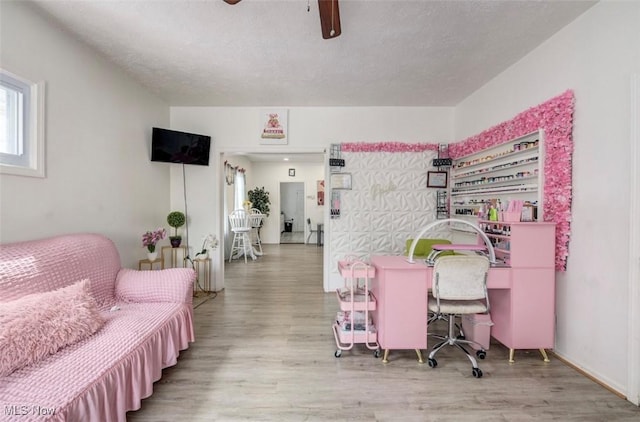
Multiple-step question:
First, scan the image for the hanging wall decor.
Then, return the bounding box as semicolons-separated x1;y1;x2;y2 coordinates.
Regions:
339;90;574;271
317;180;325;205
224;161;235;185
259;109;288;145
330;173;352;190
427;171;448;188
449;90;574;271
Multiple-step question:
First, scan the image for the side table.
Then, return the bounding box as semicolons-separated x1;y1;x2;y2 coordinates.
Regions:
193;257;212;293
161;245;188;269
138;257;163;270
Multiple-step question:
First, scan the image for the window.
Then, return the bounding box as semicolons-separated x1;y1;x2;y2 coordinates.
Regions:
234;169;246;210
0;69;45;178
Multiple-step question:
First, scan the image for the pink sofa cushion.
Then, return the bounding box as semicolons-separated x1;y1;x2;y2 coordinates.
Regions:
115;268;195;304
0;279;105;377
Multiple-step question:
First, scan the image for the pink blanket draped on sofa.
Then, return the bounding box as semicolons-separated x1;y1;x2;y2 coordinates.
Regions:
0;234;196;422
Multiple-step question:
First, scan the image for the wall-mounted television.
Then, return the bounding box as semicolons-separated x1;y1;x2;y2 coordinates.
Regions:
151;127;211;166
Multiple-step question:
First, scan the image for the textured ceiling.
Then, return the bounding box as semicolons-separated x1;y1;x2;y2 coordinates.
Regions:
30;0;596;107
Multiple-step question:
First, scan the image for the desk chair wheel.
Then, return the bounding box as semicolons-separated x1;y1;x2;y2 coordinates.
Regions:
373;349;381;358
427;358;437;368
472;367;483;378
476;350;486;359
334;349;342;358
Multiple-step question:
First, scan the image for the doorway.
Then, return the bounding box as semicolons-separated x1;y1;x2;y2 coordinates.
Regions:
280;182;305;244
218;151;327;293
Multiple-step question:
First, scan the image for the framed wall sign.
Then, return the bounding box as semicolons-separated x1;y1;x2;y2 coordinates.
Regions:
259;109;288;145
427;171;448;188
289;168;295;177
330;173;352;190
317;180;325;205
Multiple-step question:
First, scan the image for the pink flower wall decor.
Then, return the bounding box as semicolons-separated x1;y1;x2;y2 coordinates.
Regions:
341;142;439;153
449;90;575;271
340;90;575;271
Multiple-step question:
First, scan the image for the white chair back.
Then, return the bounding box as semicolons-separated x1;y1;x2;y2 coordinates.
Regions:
249;208;264;228
229;209;250;231
433;255;489;301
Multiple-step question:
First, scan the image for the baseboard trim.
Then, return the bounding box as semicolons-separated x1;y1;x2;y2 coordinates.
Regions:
550;351;626;401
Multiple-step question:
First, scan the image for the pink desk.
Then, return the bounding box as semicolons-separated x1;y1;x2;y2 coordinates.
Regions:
369;255;554;363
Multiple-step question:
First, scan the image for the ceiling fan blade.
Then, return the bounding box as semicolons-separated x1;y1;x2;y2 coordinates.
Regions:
223;0;242;4
318;0;341;39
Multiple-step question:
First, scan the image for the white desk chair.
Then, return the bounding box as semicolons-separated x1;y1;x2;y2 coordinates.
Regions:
306;218;318;244
229;209;252;263
249;208;264;255
427;255;490;378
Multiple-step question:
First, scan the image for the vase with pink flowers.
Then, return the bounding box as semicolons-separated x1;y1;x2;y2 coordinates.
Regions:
142;228;166;261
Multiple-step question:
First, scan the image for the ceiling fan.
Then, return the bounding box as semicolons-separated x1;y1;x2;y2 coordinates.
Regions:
223;0;341;39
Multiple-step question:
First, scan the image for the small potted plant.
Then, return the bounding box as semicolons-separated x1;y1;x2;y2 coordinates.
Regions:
194;234;218;260
142;228;166;261
248;186;270;236
247;186;271;217
167;211;186;247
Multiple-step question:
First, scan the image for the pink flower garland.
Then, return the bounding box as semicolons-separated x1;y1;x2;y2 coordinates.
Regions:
341;142;439;153
340;90;575;271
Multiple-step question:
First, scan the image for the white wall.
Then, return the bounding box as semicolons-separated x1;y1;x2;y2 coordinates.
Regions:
454;1;640;400
0;2;170;267
170;106;454;291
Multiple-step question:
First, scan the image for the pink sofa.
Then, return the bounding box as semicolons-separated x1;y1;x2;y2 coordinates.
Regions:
0;233;196;421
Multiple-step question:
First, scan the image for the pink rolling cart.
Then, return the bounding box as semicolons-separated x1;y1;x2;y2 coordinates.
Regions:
332;259;381;358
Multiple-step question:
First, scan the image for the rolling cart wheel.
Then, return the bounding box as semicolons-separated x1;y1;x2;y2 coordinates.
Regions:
476;350;486;360
334;350;342;358
427;358;437;368
373;349;381;358
472;367;483;378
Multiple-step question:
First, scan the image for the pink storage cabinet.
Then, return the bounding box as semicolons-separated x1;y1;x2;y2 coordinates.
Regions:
479;220;556;362
332;259;380;358
369;256;429;364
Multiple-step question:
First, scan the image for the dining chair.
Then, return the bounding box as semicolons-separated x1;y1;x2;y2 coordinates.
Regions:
228;209;252;263
249;208;264;255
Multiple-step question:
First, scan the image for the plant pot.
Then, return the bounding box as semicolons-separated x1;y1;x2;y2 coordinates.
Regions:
170;237;182;248
147;251;158;261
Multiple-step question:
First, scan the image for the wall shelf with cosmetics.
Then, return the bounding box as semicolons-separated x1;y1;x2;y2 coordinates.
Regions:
449;131;543;235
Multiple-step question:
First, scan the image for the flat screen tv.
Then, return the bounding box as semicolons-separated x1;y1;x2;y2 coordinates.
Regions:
151;127;211;166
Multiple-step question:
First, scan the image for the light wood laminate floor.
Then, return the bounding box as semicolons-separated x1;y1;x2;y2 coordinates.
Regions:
128;244;639;421
280;231;305;244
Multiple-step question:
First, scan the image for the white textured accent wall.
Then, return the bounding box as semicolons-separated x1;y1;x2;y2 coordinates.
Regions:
327;151;449;290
